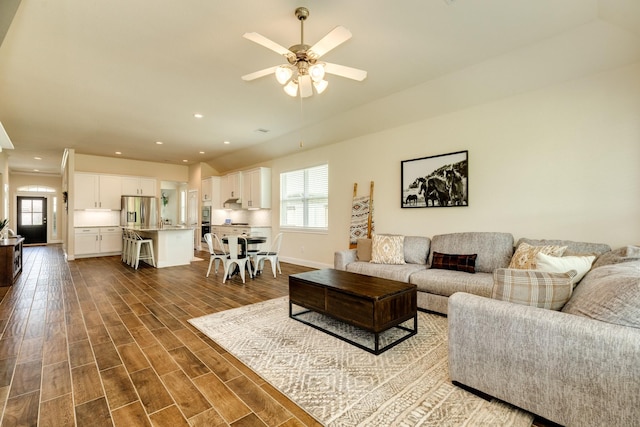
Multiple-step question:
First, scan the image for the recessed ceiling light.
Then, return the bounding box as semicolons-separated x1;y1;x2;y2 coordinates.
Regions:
34;156;42;160
194;113;203;119
115;151;122;155
199;151;205;154
33;169;39;172
156;141;163;145
223;141;231;145
182;159;188;163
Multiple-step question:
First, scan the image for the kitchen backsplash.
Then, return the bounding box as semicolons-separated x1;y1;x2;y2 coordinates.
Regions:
75;210;121;227
211;208;271;226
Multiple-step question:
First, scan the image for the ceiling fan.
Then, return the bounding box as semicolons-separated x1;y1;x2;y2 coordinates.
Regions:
241;7;367;98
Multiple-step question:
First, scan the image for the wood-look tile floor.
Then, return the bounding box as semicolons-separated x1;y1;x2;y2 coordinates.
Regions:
0;245;556;427
0;244;320;427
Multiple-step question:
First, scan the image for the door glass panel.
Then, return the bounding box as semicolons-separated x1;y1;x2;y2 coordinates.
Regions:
33;200;43;212
22;200;32;213
33;213;43;225
21;213;33;225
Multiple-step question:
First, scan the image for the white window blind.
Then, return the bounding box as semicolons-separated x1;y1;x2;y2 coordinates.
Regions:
280;164;328;230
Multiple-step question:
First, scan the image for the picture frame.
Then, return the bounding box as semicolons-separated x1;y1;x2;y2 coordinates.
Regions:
401;150;468;208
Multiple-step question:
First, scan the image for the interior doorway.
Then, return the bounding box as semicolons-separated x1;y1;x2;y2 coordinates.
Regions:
17;196;47;244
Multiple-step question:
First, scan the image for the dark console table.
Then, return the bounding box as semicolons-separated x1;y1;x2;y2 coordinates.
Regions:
0;237;24;287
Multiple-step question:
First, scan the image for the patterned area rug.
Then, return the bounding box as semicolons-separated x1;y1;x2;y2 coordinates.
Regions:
189;297;534;427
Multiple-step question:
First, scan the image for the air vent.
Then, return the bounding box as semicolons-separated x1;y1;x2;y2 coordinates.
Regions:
254;128;270;133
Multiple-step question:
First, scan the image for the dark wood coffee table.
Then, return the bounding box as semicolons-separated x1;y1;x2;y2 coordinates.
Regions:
289;269;417;355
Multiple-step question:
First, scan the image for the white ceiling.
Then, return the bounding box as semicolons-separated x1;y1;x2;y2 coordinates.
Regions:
0;0;639;175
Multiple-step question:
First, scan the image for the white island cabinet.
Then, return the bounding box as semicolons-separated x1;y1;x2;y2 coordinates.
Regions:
128;226;194;268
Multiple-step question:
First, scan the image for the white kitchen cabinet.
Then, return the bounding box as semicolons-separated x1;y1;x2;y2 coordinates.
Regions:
242;167;271;209
99;227;123;253
220;172;242;203
74;173;122;210
75;228;100;255
74;227;122;257
201;177;221;207
122;177;157;196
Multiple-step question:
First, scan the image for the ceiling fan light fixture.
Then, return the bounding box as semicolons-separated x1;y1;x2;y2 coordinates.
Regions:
284;80;298;97
309;63;325;82
275;65;293;85
313;79;328;94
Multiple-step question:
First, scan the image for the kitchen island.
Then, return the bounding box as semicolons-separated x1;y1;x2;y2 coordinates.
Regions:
126;226;194;268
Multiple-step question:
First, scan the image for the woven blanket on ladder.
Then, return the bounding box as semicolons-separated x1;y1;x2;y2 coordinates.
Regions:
349;195;374;248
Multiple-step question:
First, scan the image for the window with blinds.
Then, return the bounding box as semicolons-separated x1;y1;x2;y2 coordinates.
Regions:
280;164;328;230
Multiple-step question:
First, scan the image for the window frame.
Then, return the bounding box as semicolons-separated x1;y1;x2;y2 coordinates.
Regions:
279;164;329;232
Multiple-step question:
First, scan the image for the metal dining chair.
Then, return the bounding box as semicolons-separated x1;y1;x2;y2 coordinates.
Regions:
253;232;283;278
204;233;228;277
222;235;251;283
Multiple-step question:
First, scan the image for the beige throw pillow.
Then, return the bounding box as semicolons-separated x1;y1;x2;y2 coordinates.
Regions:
370;234;405;265
508;242;567;269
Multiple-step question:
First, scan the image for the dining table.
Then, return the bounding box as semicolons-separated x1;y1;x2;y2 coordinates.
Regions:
221;235;268;277
221;235;267;257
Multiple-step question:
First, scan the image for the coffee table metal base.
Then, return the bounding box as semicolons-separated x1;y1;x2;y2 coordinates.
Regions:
289;302;418;355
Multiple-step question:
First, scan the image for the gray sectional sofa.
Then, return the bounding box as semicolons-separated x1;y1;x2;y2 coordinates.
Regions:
335;232;640;426
449;250;640;427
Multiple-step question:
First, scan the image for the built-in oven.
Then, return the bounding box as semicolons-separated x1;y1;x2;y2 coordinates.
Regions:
201;224;210;242
201;206;211;224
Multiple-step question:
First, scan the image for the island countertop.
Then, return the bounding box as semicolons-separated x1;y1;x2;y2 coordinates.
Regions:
125;226;195;232
126;226;194;268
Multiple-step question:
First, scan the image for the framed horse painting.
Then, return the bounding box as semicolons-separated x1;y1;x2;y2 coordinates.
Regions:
401;150;468;208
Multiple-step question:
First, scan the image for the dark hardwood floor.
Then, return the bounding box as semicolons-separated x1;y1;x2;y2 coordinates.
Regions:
0;245;319;427
0;245;556;426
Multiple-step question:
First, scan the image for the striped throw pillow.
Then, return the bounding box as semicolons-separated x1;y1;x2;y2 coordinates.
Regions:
492;268;577;310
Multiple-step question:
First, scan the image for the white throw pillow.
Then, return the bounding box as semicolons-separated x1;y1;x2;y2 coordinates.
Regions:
535;252;596;284
370;234;405;265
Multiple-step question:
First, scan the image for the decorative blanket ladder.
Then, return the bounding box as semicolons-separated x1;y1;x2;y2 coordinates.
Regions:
349;181;374;248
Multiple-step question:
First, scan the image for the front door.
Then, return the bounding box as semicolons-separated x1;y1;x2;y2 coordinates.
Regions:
17;196;47;244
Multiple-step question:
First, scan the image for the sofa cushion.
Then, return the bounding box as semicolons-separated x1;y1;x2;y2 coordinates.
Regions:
515;237;611;257
431;252;477;274
410;269;494;298
356;238;372;261
403;236;431;265
346;261;427;283
562;260;640;328
492;268;577;310
427;232;514;274
370;234;405;264
508;242;566;270
591;245;640;269
535;252;596;284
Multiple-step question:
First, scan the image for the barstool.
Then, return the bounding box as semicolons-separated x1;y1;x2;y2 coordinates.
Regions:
121;229;132;264
130;231;156;269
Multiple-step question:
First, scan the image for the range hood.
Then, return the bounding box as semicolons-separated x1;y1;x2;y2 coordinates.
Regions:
223;198;242;209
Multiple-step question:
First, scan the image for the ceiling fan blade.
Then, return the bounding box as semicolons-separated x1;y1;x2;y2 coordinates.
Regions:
241;66;279;81
308;26;352;58
299;75;313;98
323;62;367;81
243;32;294;59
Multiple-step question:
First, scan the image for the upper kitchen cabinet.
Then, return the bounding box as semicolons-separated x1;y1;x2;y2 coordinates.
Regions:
242;167;271;209
122;177;157;196
220;172;242;202
75;173;122;210
201;177;221;207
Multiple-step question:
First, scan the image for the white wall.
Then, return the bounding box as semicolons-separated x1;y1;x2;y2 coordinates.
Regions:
272;62;640;268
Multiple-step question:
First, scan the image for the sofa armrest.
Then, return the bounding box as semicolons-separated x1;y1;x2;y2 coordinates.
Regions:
334;249;357;271
448;292;640;427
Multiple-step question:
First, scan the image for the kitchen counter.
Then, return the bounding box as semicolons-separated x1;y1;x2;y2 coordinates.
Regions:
125;226;194;268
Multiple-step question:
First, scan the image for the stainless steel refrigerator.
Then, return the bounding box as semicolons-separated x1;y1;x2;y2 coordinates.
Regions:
121;196;158;227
